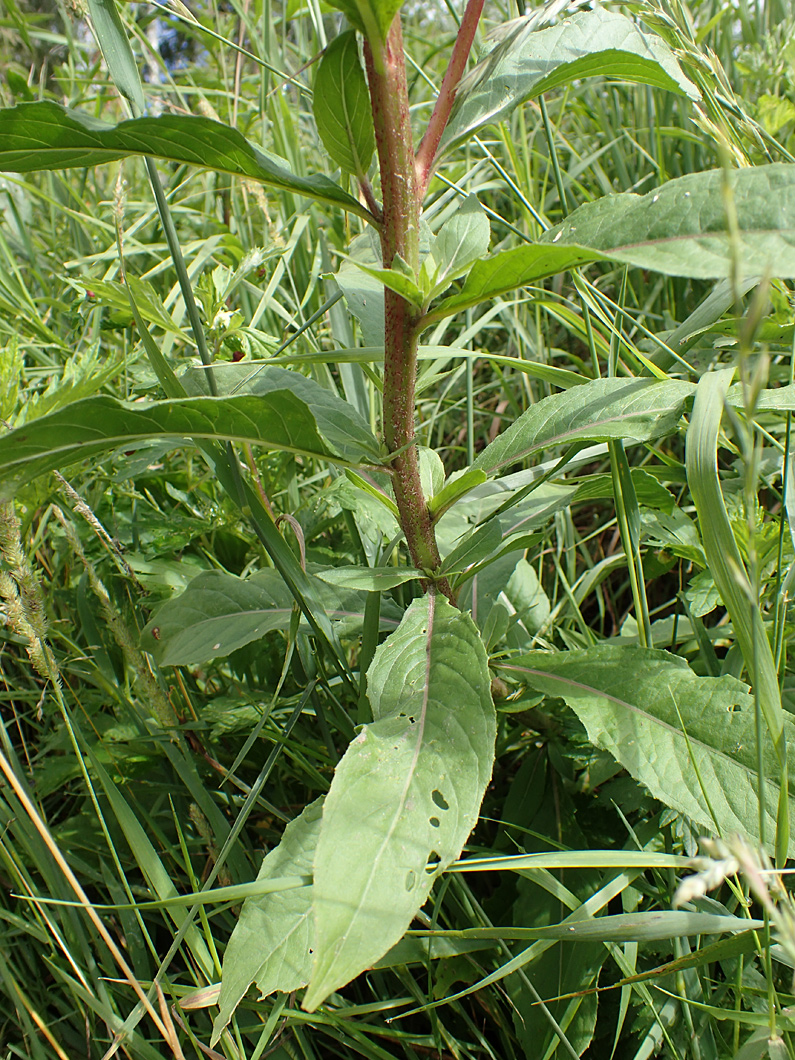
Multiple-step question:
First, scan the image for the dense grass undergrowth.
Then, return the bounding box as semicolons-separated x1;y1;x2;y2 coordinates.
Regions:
4;0;795;1056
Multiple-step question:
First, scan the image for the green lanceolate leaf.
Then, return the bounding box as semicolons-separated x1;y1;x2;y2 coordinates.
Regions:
499;644;795;858
440;8;699;155
346;259;426;308
212;799;322;1045
313;31;375;179
422;195;491;299
0;101;372;221
0;391;358;498
541;164;795;279
303;595;496;1010
473;377;695;477
427;244;602;320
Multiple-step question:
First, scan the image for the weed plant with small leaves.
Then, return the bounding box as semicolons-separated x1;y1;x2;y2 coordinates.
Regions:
3;0;795;1056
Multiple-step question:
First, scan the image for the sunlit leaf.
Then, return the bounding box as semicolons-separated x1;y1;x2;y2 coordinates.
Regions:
303;596;496;1010
499;644;795;857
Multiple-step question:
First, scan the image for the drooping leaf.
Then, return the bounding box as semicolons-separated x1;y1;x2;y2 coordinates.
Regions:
303;595;496;1010
141;568;403;666
212;799;322;1045
499;644;795;857
74;276;185;336
540;164;795;279
180;363;381;465
313;31;375;178
473;377;695;477
0;392;352;497
0;101;372;220
440;8;699;155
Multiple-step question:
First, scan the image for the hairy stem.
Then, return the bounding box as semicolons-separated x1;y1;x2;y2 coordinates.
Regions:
415;0;485;195
365;21;453;602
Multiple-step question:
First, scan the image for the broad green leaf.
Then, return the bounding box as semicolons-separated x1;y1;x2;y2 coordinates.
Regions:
428;244;602;320
441;8;699;155
474;378;695;477
180;363;381;465
0;101;372;221
499;644;795;858
313;32;374;178
572;468;676;513
505;558;550;640
423;195;491;298
325;0;404;43
141;569;294;665
541;164;795;279
314;566;423;591
212;799;321;1045
141;568;403;665
303;595;496;1010
0;392;347;496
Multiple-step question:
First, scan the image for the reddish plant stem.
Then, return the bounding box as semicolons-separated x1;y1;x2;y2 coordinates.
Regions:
414;0;485;195
365;22;453;603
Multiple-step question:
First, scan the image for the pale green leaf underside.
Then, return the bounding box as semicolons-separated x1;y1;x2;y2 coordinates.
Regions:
212;799;322;1045
313;31;375;177
432;165;795;315
304;596;496;1010
499;644;795;857
141;568;403;666
540;164;795;279
416;911;763;942
441;8;699;154
424;195;491;298
0;101;371;220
